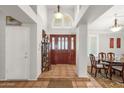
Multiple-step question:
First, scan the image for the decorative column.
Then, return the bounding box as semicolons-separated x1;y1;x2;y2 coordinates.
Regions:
76;24;88;77
0;12;6;79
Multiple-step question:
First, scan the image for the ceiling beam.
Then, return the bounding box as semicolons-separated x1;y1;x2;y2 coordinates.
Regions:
74;5;113;27
73;5;89;27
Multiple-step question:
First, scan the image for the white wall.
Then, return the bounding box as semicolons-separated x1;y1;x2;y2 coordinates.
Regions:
87;35;98;66
46;28;76;35
88;36;97;55
0;11;6;79
99;31;124;57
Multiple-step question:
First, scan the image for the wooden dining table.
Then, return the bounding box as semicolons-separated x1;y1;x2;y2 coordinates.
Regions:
102;59;124;83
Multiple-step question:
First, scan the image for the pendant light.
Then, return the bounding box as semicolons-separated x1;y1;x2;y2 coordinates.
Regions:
54;5;63;19
110;14;122;32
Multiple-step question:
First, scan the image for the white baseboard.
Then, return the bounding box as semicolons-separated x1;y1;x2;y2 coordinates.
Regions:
0;79;37;81
0;79;6;81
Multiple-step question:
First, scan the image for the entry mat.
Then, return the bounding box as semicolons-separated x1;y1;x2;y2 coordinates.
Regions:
47;79;73;88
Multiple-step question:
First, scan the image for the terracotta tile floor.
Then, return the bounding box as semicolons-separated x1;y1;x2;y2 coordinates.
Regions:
39;64;77;79
0;64;102;88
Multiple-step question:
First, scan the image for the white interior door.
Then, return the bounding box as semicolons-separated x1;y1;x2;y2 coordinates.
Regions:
6;26;30;80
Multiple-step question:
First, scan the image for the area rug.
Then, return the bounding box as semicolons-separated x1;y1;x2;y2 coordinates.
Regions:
88;70;124;88
47;79;73;88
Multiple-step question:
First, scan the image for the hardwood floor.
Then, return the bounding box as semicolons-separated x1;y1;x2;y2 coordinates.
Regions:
0;64;102;88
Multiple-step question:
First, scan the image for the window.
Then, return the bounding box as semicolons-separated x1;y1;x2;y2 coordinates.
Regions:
63;15;72;27
110;38;114;48
62;37;65;50
71;37;74;50
52;37;55;49
65;37;68;50
54;18;63;27
117;38;121;48
52;13;73;28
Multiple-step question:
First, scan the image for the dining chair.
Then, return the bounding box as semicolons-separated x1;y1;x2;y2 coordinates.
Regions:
107;52;115;60
112;65;124;82
112;56;124;82
89;54;108;77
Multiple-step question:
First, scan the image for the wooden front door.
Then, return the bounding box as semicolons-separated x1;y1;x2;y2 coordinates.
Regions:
50;35;76;64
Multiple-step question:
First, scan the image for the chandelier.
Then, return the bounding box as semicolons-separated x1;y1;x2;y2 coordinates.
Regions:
110;14;122;32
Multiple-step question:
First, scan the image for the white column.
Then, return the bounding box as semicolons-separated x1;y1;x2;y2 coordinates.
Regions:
0;12;6;79
76;24;88;77
74;5;80;21
29;24;37;80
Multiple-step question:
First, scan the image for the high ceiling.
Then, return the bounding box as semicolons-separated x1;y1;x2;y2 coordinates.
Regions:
47;5;75;22
89;5;124;33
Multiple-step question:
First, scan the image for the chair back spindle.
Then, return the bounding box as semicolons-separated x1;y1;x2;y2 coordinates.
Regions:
107;52;115;60
98;52;106;61
89;54;96;66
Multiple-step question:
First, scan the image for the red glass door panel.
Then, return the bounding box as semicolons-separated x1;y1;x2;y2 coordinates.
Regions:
68;35;76;64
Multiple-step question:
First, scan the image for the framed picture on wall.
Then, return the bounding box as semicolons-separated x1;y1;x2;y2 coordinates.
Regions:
110;38;114;48
117;38;121;48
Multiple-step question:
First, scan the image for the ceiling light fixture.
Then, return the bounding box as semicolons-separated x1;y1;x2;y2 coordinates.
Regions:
110;14;122;32
54;5;63;19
